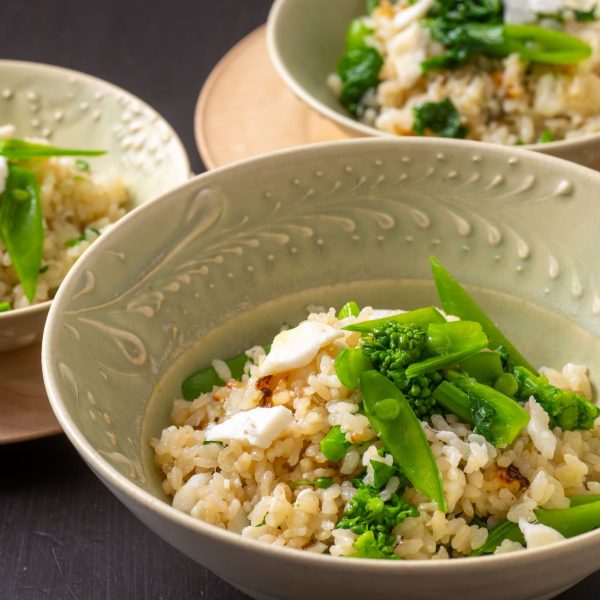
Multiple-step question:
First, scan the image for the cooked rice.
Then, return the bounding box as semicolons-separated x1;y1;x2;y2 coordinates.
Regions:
152;307;600;559
329;2;600;144
0;155;129;308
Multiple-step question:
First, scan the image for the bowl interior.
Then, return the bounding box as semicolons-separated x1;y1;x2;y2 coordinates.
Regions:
43;138;600;501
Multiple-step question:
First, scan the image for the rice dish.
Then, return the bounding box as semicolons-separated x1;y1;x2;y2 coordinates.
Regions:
0;125;129;309
152;260;600;560
328;0;600;145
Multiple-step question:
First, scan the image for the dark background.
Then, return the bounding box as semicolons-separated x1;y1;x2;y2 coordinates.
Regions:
1;1;599;599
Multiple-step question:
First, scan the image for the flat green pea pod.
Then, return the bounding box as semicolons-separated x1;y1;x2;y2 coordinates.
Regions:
0;165;43;302
343;306;445;334
0;138;106;159
181;345;272;400
360;370;446;512
430;256;535;372
337;300;360;319
569;494;600;507
469;519;524;556
535;501;600;538
320;424;351;461
459;351;504;386
334;347;373;389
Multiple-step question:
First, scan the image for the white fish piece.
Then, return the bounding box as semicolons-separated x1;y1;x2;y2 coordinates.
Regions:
205;406;294;449
393;0;434;30
518;518;565;549
526;397;557;459
388;22;428;90
0;157;7;195
259;320;343;376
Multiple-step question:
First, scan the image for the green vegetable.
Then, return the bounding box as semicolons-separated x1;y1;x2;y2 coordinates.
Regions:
346;18;373;51
338;300;360;319
335;348;373;389
181;350;253;400
320;425;351;461
0;301;11;312
370;457;408;490
360;370;446;510
574;5;597;21
493;372;518;397
412;98;468;139
289;477;334;489
337;47;383;117
421;1;591;70
459;351;504;385
538;130;554;144
569;494;600;507
64;226;101;248
474;501;600;554
0;138;105;160
343;306;445;333
75;159;90;172
430;256;535;371
405;320;488;377
336;481;418;559
514;366;598;430
360;320;443;418
469;519;523;556
432;380;473;423
0;165;43;303
366;0;379;13
537;501;600;537
444;370;530;446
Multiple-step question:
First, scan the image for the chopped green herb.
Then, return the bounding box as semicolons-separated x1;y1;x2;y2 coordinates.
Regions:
290;477;334;489
538;130;554;144
75;159;90;172
412;99;468;139
39;264;49;274
64;227;101;248
202;440;224;446
574;5;597;21
0;301;11;312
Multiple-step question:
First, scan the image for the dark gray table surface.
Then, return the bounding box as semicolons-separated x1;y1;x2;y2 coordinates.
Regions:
1;1;600;599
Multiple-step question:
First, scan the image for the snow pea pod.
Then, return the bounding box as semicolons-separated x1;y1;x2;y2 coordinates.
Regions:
430;256;535;372
334;347;373;389
469;519;523;556
570;494;600;507
459;351;504;386
405;343;486;378
343;306;445;333
337;300;360;319
535;501;600;538
427;321;487;355
0;165;43;303
0;138;105;159
360;370;446;511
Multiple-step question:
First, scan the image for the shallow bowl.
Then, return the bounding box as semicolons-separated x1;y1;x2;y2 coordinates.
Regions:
267;0;600;171
0;59;190;351
43;138;600;599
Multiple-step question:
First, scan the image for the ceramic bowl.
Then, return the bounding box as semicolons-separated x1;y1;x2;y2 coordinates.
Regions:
43;138;600;600
267;0;600;171
0;60;190;352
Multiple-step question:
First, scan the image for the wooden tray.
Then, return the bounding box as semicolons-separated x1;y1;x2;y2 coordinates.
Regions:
0;343;61;444
195;25;351;169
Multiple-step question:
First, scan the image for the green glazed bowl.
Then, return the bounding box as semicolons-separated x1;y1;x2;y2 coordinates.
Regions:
267;0;600;170
0;60;190;352
43;138;600;600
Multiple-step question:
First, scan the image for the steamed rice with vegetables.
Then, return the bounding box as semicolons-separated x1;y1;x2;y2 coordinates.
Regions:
152;258;600;559
328;0;600;145
0;125;128;311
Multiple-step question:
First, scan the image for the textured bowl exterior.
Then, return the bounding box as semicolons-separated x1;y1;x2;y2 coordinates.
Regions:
0;60;190;351
267;0;600;171
43;138;600;599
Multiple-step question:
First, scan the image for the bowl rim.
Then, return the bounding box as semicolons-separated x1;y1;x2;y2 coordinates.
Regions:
266;0;600;152
42;136;600;572
0;58;191;324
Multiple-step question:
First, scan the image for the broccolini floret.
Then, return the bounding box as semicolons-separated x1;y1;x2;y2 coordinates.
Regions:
336;483;418;559
514;366;599;430
361;322;442;418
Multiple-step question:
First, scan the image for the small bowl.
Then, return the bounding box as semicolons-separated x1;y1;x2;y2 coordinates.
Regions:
0;60;190;352
43;138;600;600
267;0;600;170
